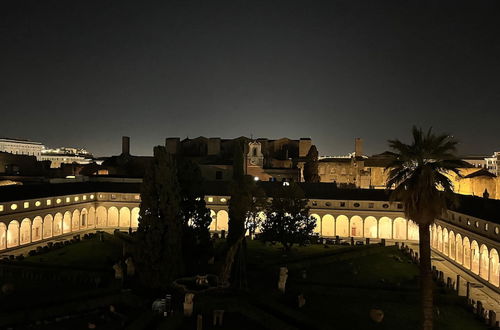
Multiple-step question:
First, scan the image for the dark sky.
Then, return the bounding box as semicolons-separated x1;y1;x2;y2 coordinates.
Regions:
1;1;499;157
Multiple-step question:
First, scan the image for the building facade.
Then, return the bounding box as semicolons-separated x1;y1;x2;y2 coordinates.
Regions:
0;138;44;160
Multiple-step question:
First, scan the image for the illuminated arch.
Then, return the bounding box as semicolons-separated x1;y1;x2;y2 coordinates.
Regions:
53;213;63;236
479;244;489;280
88;207;96;227
72;209;80;231
311;214;321;235
119;207;131;228
43;214;53;239
437;226;443;252
209;210;216;231
393;217;407;240
350;216;363;237
378;217;392;239
80;208;88;228
335;215;349;237
449;231;455;260
489;249;499;287
322;214;334;236
7;220;19;248
216;210;228;231
455;234;463;264
96;206;107;227
442;228;449;256
408;220;419;240
107;207;119;227
431;224;437;248
470;240;480;274
463;237;471;269
20;218;31;245
32;216;43;242
0;223;7;250
131;207;140;228
364;216;377;238
63;211;72;233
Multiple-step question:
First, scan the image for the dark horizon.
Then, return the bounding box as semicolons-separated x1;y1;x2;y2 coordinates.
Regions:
1;0;499;157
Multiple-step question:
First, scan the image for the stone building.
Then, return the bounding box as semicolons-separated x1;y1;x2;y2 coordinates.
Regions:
0;138;44;160
165;136;312;182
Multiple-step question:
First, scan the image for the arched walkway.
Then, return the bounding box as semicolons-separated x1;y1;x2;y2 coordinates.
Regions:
20;218;31;245
108;207;119;227
72;209;80;232
63;211;71;233
88;207;96;227
7;220;19;248
463;237;471;269
471;240;480;274
455;234;463;264
437;226;443;252
96;206;107;227
131;207;140;228
350;216;363;237
408;220;419;240
216;210;228;231
43;214;53;239
53;213;63;236
443;228;449;256
489;249;499;287
32;216;43;242
0;223;7;250
364;216;377;238
209;210;216;231
449;231;455;261
119;207;131;228
322;214;334;236
393;217;407;240
379;217;392;239
336;215;349;237
311;214;321;235
80;208;88;228
479;244;489;280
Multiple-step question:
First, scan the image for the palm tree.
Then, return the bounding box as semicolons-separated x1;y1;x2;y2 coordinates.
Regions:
386;127;464;330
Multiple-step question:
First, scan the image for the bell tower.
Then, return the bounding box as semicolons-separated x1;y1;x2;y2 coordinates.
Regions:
247;141;264;167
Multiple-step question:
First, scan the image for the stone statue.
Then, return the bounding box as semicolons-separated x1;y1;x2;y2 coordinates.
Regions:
278;267;288;293
184;293;195;316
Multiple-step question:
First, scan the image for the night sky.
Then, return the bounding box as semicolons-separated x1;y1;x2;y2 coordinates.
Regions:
1;1;499;157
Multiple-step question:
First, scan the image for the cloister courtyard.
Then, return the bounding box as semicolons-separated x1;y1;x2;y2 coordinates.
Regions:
0;231;491;329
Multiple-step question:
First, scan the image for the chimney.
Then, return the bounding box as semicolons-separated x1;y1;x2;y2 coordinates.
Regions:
355;138;363;157
122;136;130;155
165;137;180;154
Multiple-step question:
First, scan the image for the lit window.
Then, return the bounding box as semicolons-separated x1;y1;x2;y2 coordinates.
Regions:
495;227;499;235
208;197;213;203
99;194;104;198
475;221;479;228
484;223;488;231
24;202;29;208
220;198;227;203
134;195;140;200
83;195;87;200
111;194;117;199
47;199;52;206
66;197;70;203
74;196;79;202
56;199;62;204
90;194;95;199
11;204;18;210
0;205;3;212
312;201;317;206
35;201;41;207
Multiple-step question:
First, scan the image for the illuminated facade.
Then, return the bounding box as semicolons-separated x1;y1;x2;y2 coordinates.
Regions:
0;138;44;160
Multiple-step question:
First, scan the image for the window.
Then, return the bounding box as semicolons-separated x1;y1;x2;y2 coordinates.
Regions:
475;221;479;228
495;227;499;235
397;203;403;209
312;201;317;206
368;203;374;208
325;202;331;207
35;201;41;207
10;204;17;210
56;199;62;204
90;194;95;199
220;198;227;203
382;204;389;209
353;203;360;208
215;171;223;180
111;194;117;199
484;223;488;231
134;195;140;200
82;195;87;201
24;202;29;208
340;202;346;207
208;197;214;203
0;205;3;212
467;220;471;226
74;196;79;202
66;197;70;203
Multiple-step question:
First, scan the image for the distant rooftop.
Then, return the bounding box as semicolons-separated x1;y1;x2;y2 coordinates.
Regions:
0;138;42;145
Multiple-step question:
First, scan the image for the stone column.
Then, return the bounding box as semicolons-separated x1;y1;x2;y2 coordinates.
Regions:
456;275;461;294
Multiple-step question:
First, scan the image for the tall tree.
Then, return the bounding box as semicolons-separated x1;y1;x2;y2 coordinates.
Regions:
386;127;464;330
135;146;184;288
260;182;316;252
303;145;320;182
177;157;213;274
220;141;256;287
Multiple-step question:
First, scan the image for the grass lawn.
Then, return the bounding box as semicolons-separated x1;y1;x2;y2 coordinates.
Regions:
21;232;123;269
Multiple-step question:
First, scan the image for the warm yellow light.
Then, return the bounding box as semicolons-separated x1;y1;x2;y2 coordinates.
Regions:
35;201;41;207
66;197;70;203
90;194;94;199
208;197;213;202
10;204;17;210
23;202;29;208
74;196;79;202
47;199;52;205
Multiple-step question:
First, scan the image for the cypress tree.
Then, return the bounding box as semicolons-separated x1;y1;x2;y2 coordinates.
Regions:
303;145;320;183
